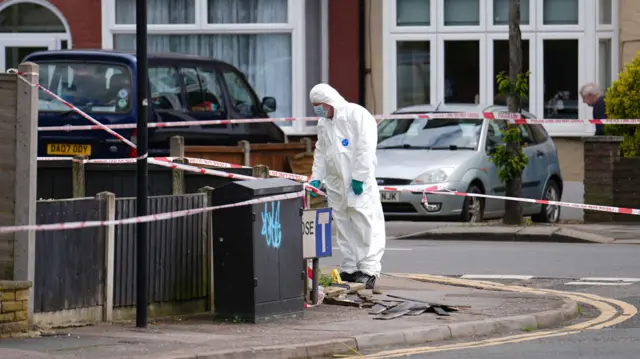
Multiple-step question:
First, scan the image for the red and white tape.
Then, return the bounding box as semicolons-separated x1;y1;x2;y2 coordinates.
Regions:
7;69;137;148
421;186;640;215
37;156;312;182
146;157;325;196
34;111;640;133
0;191;305;234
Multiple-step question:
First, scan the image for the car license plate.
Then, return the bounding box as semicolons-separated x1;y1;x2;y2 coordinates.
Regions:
380;191;399;202
46;143;92;156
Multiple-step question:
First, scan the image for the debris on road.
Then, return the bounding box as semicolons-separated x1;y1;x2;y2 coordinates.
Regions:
322;283;469;320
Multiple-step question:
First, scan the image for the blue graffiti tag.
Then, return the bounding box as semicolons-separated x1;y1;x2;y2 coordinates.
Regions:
260;201;282;248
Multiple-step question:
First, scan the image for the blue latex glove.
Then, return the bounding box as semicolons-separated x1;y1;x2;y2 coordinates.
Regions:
309;180;321;198
352;180;364;195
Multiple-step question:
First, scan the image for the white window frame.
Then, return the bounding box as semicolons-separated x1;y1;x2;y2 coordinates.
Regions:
487;0;535;32
596;0;617;31
383;0;618;139
101;0;314;136
0;0;73;49
596;34;618;87
536;33;588;136
486;32;536;112
537;0;584;32
437;0;487;33
437;33;487;105
391;0;437;33
386;34;437;113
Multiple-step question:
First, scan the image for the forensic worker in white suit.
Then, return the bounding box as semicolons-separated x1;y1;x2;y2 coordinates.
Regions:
307;83;386;289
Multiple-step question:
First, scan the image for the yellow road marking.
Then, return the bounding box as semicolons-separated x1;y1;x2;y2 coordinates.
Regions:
349;273;637;358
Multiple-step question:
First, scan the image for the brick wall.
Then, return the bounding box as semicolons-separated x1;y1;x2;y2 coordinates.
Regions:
0;281;31;337
0;74;17;279
583;136;640;222
613;157;640;221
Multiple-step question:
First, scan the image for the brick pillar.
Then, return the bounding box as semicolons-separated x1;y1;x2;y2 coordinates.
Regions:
583;136;623;222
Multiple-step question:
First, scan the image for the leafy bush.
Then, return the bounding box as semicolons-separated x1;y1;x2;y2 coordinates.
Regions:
605;52;640;156
490;71;530;183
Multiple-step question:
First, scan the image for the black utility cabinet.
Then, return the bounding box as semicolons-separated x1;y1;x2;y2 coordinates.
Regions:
210;178;305;323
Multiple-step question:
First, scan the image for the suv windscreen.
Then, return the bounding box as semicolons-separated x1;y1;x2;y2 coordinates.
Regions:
377;116;483;150
37;61;133;113
222;69;259;117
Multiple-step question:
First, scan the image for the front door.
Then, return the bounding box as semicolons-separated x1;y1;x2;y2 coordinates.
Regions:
0;38;56;72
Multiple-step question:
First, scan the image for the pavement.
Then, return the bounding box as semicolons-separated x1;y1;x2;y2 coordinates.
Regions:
0;275;579;359
383;221;640;244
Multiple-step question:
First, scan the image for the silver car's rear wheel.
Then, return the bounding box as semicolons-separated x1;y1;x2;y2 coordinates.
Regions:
460;184;484;223
532;180;561;223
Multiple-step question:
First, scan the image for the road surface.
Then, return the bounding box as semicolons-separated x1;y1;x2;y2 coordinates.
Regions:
321;222;640;359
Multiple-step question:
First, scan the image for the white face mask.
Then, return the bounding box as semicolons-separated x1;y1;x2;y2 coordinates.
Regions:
313;104;328;118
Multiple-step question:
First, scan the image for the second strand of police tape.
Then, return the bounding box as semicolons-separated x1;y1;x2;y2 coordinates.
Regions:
36;155;640;216
3;184;640;234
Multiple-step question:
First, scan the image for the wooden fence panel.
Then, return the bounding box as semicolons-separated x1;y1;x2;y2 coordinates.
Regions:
34;198;106;313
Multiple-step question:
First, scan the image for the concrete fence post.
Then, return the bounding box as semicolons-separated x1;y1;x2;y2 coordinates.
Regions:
198;186;215;312
170;136;185;158
96;191;116;322
252;165;270;178
238;140;251;166
72;155;86;198
172;158;186;195
11;62;39;322
300;137;313;153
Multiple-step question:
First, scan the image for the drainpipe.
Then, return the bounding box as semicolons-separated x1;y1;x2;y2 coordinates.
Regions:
358;0;366;107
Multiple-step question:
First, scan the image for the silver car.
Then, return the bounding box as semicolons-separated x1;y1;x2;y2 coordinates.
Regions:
375;104;563;223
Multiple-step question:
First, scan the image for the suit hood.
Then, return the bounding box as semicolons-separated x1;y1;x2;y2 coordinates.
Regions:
309;83;348;109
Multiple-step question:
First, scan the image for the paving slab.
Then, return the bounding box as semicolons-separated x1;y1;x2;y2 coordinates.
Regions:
0;274;577;359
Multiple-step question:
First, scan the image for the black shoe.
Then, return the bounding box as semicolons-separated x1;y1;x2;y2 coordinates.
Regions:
354;272;377;289
364;275;376;289
339;271;356;282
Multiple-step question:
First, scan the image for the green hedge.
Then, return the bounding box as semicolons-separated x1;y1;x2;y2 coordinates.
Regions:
605;52;640;156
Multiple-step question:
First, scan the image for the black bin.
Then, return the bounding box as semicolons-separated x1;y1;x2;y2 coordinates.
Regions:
210;178;305;322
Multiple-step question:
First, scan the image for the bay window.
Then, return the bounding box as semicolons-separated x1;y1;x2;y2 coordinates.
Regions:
384;0;618;137
103;0;321;135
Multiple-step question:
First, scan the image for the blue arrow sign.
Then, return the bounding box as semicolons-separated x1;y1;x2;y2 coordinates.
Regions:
314;208;332;257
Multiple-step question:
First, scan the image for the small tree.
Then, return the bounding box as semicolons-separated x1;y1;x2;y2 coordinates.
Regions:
604;53;640;156
488;0;529;225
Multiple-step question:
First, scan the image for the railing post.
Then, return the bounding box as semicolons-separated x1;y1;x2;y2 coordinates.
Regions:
300;137;313;153
238;140;251;166
170;135;185;158
199;186;214;312
72;155;85;198
172;158;186;195
252;164;270;178
97;191;116;322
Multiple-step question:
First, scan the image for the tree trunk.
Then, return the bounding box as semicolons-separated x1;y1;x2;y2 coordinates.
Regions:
503;0;524;225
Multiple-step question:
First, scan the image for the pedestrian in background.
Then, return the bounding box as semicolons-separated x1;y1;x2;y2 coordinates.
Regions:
579;83;606;135
307;83;386;289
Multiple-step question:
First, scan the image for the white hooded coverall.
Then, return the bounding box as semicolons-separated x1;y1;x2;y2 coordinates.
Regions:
309;84;386;277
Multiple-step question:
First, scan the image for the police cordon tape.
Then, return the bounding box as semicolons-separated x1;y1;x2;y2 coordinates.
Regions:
1;182;639;234
7;69;137;148
420;186;640;215
0;191;305;234
36;156;311;182
6;68;640;143
35;155;432;197
4;70;638;132
34;112;640;132
32;154;640;215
